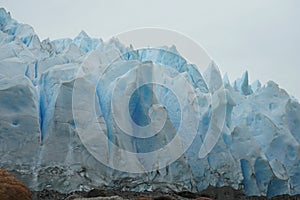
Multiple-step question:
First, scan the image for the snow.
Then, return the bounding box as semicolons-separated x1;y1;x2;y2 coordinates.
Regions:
0;8;299;197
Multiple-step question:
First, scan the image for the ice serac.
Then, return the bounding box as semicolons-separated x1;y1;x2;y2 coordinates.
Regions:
251;80;261;93
0;8;300;198
0;76;40;170
203;61;222;93
234;71;252;95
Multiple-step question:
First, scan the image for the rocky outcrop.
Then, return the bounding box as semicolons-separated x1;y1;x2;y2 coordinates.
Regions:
0;169;31;200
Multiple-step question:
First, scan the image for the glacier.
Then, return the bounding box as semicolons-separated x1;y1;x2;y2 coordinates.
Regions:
0;8;300;198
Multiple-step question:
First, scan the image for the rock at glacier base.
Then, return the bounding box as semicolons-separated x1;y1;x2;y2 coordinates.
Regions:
0;169;32;200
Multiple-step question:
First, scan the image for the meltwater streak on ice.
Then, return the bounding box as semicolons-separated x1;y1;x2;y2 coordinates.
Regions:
0;8;300;197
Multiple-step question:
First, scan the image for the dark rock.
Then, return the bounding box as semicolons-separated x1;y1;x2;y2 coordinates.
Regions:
175;191;198;198
65;194;83;200
270;194;300;200
32;189;67;200
153;196;174;200
200;185;247;200
30;186;300;200
194;197;213;200
87;188;117;197
246;196;267;200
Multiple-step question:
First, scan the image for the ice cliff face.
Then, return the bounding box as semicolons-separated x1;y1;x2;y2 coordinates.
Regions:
0;8;299;197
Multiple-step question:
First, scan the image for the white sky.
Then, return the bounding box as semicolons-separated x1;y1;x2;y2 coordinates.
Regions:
1;0;300;99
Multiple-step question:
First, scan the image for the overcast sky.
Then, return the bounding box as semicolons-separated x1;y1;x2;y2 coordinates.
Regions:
1;0;300;99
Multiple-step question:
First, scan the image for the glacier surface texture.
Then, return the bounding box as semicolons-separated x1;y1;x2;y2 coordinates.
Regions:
0;8;300;197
